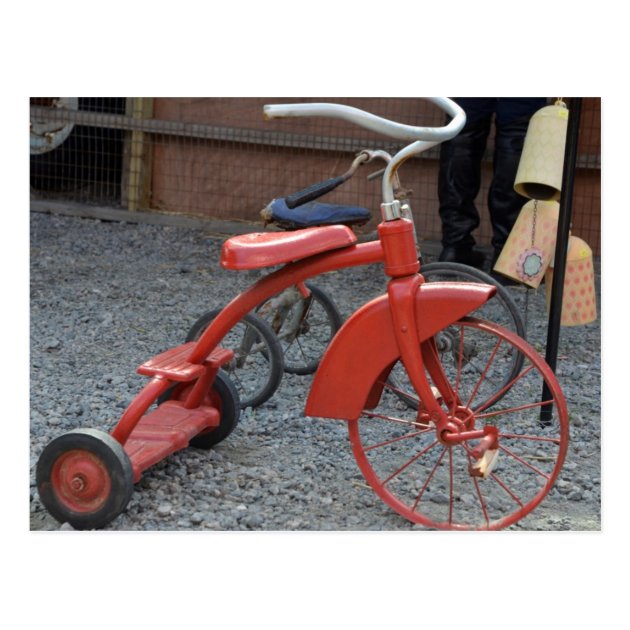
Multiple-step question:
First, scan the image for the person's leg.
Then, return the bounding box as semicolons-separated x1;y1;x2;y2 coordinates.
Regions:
438;100;493;266
489;99;546;263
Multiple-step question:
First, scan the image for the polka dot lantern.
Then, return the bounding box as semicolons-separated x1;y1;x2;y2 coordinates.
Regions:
493;199;559;288
545;235;597;326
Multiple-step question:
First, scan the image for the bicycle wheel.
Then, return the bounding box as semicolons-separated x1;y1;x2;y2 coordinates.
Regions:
422;262;525;335
388;262;525;410
257;282;343;375
349;317;569;530
185;309;284;409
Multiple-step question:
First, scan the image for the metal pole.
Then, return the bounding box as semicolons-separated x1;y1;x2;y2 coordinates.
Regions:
540;97;583;423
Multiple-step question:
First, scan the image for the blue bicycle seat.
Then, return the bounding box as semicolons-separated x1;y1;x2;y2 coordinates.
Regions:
261;197;371;230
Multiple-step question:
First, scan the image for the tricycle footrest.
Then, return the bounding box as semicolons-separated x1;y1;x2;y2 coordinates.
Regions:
123;401;220;481
137;343;232;382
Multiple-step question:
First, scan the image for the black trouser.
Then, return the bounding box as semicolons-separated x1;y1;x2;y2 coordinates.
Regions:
438;112;532;259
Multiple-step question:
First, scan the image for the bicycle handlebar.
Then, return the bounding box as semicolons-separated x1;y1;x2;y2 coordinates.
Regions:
284;152;369;209
263;97;465;144
284;176;347;209
264;98;465;206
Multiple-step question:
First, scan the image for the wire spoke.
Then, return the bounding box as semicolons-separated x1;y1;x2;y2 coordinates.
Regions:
364;429;433;452
476;397;555;420
455;325;465;402
498;443;553;479
463;445;491;526
474;364;537;414
361;410;432;430
448;446;454;524
465;336;504;408
412;446;447;511
487;471;525;508
382;440;440;486
292;335;311;362
499;431;562;445
382;379;420;405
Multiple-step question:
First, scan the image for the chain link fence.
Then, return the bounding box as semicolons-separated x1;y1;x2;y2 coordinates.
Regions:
30;97;601;255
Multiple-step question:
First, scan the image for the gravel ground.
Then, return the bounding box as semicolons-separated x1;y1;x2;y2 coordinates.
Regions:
29;211;601;531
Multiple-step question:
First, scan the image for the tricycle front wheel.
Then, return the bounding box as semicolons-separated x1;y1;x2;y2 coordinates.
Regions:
349;317;569;530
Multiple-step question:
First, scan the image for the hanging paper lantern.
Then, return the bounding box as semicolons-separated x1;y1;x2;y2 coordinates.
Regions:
545;235;597;326
514;100;569;201
493;199;559;288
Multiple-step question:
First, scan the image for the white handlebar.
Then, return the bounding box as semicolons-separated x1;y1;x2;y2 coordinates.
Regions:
263;98;466;205
263;97;465;144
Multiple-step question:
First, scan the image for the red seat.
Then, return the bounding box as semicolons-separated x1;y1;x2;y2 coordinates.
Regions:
220;225;358;270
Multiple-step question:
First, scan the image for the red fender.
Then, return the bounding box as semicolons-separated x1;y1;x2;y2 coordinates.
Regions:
305;281;496;420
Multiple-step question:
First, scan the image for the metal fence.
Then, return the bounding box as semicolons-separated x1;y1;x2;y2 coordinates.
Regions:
30;97;601;255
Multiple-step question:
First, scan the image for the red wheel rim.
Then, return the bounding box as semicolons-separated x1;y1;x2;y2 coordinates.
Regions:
348;318;569;530
51;449;112;513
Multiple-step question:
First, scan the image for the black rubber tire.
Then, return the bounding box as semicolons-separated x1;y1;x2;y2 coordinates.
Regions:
421;262;526;338
185;309;284;409
257;282;343;375
190;371;241;448
36;428;134;530
387;261;526;410
159;370;241;449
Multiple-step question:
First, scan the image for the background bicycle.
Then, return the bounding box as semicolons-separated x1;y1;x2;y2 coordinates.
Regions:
185;150;525;410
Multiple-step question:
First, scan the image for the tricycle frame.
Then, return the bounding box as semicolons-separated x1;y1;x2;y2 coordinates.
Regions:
36;98;569;531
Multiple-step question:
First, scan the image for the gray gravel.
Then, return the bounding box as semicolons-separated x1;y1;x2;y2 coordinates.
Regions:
29;211;601;531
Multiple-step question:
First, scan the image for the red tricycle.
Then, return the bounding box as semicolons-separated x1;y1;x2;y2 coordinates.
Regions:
36;98;569;530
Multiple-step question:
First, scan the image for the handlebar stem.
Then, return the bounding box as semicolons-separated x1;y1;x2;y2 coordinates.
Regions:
382;140;438;204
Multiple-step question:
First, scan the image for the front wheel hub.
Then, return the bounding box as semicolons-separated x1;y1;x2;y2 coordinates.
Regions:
453;405;475;431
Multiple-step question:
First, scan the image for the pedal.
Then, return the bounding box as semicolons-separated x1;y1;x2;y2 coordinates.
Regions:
470;448;500;479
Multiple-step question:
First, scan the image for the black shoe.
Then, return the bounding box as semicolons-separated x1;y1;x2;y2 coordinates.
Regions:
490;270;521;287
438;246;486;269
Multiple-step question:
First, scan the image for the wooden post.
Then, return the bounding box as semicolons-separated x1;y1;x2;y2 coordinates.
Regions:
122;97;154;211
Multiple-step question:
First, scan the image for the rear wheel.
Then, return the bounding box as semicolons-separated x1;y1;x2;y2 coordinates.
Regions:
349;317;569;530
36;428;134;530
159;370;241;449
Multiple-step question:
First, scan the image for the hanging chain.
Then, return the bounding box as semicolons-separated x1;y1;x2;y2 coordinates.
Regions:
522;199;540;334
531;200;538;246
